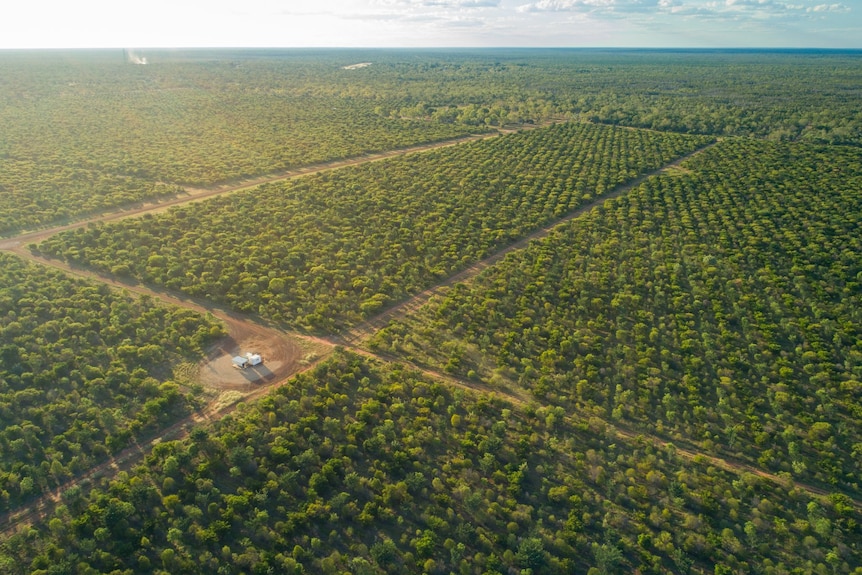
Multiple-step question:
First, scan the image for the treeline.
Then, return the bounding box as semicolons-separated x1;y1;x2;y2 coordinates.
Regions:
1;352;858;574
35;123;710;331
0;253;225;510
333;49;862;144
370;139;862;494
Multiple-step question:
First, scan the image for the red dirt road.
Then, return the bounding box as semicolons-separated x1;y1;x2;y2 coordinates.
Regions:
2;131;858;538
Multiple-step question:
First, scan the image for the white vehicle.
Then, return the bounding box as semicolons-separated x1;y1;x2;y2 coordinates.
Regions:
232;352;263;369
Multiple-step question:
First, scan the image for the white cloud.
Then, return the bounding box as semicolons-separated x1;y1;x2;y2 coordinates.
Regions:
374;0;500;7
0;0;858;48
507;0;858;18
724;0;790;12
810;3;849;12
422;0;502;6
715;0;852;14
517;0;632;13
446;16;488;24
516;0;725;14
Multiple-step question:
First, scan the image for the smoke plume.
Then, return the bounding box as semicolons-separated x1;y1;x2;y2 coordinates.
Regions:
126;49;148;65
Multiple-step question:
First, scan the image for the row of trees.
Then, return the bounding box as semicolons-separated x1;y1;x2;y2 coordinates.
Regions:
1;49;860;574
2;351;858;574
35;123;710;332
0;253;225;509
370;138;862;493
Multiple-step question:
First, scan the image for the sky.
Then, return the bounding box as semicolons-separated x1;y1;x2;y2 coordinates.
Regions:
0;0;858;49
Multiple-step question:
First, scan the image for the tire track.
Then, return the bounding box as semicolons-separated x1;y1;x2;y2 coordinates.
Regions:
0;131;502;535
0;132;496;250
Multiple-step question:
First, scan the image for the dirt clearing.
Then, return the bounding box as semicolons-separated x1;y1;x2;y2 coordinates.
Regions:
198;315;302;390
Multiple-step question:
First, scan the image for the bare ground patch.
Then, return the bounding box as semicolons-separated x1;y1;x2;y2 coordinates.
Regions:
198;317;301;390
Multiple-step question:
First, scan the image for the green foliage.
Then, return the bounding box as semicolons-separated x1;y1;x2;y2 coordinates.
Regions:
1;352;857;573
383;50;862;145
593;541;622;574
0;50;479;234
2;50;862;575
5;49;860;232
0;253;224;509
0;159;183;235
37;123;708;331
372;138;862;494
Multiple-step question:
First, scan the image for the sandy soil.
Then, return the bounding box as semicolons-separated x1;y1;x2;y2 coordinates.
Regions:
198;316;300;390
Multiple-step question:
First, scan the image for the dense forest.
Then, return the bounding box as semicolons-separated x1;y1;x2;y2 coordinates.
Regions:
0;253;225;509
34;123;709;331
1;49;861;574
0;51;478;235
370;139;862;495
3;49;862;234
2;352;859;574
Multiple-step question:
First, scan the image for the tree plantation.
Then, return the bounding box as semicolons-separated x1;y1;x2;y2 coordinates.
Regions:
1;352;859;574
0;49;860;575
0;50;480;236
3;49;862;234
0;162;182;236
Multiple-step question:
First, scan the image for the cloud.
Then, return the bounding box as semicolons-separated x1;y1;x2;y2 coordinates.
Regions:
0;0;856;49
375;0;500;7
712;0;854;19
356;0;502;23
809;3;849;12
422;0;501;6
515;0;853;18
516;0;663;14
723;0;791;12
445;16;488;25
332;0;505;32
341;10;446;22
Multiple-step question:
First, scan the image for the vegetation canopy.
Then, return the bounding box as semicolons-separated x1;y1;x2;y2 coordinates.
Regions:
1;352;858;574
0;49;860;575
371;138;862;494
0;253;224;509
36;123;709;331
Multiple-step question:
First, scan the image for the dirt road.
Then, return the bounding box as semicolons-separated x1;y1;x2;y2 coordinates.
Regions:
2;132;858;537
338;141;718;345
0;131;500;536
0;132;495;250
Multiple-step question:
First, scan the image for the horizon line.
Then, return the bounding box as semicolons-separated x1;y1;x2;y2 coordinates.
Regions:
2;46;862;52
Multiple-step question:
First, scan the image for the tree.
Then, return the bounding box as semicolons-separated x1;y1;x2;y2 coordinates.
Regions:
517;537;547;570
593;542;622;575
